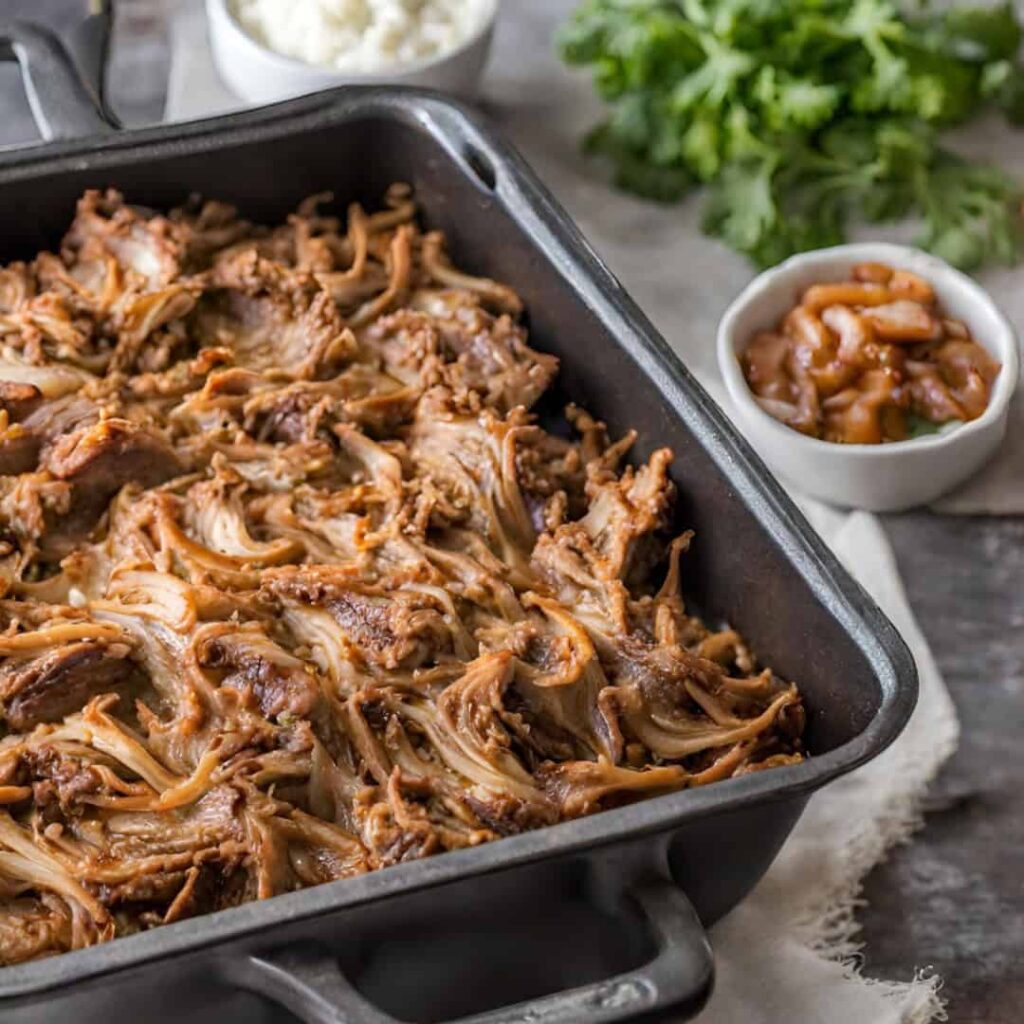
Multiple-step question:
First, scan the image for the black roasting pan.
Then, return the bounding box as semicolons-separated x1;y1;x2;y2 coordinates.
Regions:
0;20;917;1024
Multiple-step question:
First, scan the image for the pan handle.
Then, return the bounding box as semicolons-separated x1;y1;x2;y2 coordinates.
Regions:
222;879;714;1024
0;16;116;141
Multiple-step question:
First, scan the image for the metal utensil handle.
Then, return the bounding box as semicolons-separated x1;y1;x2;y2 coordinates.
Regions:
224;879;714;1024
0;17;116;141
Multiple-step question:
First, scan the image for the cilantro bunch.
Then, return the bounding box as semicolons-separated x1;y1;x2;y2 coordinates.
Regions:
559;0;1024;269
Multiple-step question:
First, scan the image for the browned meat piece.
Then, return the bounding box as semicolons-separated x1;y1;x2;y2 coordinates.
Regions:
0;382;43;422
62;189;183;289
247;388;329;444
0;898;73;965
369;300;558;412
264;569;453;672
538;760;687;817
194;625;319;720
40;419;182;554
438;307;557;411
0;264;34;315
0;432;41;478
406;402;539;572
0;640;134;730
0;393;97;478
22;745;108;810
196;247;355;378
22;395;98;442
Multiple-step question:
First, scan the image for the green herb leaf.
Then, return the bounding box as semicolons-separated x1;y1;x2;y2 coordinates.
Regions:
943;3;1022;63
559;0;1024;270
905;413;944;439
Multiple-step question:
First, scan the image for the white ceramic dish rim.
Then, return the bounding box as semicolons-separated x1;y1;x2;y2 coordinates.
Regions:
717;241;1020;460
210;0;500;80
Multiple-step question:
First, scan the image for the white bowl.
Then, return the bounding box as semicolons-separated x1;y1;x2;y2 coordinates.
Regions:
716;243;1019;512
206;0;498;104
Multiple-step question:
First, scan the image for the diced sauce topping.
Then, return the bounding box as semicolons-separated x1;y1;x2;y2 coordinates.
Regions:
741;263;1001;444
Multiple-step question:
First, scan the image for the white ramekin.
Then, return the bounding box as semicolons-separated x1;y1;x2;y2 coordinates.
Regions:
716;243;1019;512
206;0;499;104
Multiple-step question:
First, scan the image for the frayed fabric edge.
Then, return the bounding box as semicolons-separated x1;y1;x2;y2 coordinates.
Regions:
789;727;959;1023
776;507;960;1023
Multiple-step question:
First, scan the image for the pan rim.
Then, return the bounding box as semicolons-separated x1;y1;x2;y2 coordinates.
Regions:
0;86;917;1000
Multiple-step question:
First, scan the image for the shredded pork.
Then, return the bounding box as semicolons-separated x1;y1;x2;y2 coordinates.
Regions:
0;186;804;964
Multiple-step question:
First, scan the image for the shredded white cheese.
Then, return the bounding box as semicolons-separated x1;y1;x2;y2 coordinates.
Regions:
230;0;493;73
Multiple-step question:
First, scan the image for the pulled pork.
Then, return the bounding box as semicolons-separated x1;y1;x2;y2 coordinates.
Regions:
0;186;804;965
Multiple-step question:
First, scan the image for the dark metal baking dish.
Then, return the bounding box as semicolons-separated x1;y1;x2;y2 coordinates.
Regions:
0;21;917;1024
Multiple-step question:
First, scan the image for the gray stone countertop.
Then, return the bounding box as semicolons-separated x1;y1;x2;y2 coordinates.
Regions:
0;3;1021;1021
